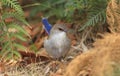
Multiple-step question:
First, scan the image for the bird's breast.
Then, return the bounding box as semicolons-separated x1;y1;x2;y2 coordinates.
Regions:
51;32;66;42
44;32;70;58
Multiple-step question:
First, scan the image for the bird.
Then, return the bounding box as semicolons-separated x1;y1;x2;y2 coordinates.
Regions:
43;24;71;59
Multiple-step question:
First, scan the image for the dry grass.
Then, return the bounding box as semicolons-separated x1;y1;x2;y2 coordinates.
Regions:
64;33;120;76
106;0;120;32
0;61;50;76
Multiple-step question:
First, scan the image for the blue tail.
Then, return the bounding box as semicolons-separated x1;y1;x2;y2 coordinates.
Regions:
42;18;52;35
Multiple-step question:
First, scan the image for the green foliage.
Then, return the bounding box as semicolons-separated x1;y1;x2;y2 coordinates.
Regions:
0;0;29;61
30;0;67;18
79;0;108;31
29;0;108;30
2;0;24;16
79;10;106;31
30;0;84;20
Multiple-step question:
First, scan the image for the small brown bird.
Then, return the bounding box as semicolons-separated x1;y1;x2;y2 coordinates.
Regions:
44;24;71;59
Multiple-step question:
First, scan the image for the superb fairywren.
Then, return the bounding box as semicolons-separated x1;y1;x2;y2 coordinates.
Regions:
44;24;71;59
42;18;71;59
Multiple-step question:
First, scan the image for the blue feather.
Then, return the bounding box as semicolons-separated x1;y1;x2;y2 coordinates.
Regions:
42;18;52;35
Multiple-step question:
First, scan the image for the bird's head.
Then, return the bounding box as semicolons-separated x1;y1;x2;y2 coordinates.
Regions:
50;24;68;35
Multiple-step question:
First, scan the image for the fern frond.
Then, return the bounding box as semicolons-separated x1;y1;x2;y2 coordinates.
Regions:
0;0;29;61
0;23;27;60
79;10;106;31
13;43;27;51
0;22;4;27
8;23;29;36
2;12;28;25
1;0;24;16
0;41;10;53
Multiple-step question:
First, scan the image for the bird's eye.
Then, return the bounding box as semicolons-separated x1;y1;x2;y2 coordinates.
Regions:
58;28;64;31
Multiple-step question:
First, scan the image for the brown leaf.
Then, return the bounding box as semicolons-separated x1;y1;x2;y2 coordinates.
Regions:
0;62;5;73
36;48;51;60
71;40;77;46
5;18;14;23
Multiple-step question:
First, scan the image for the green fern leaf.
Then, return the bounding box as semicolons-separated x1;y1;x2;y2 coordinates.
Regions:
79;10;106;31
1;0;24;16
14;34;27;41
8;23;29;36
14;43;27;51
12;50;21;58
0;0;29;61
2;12;29;26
